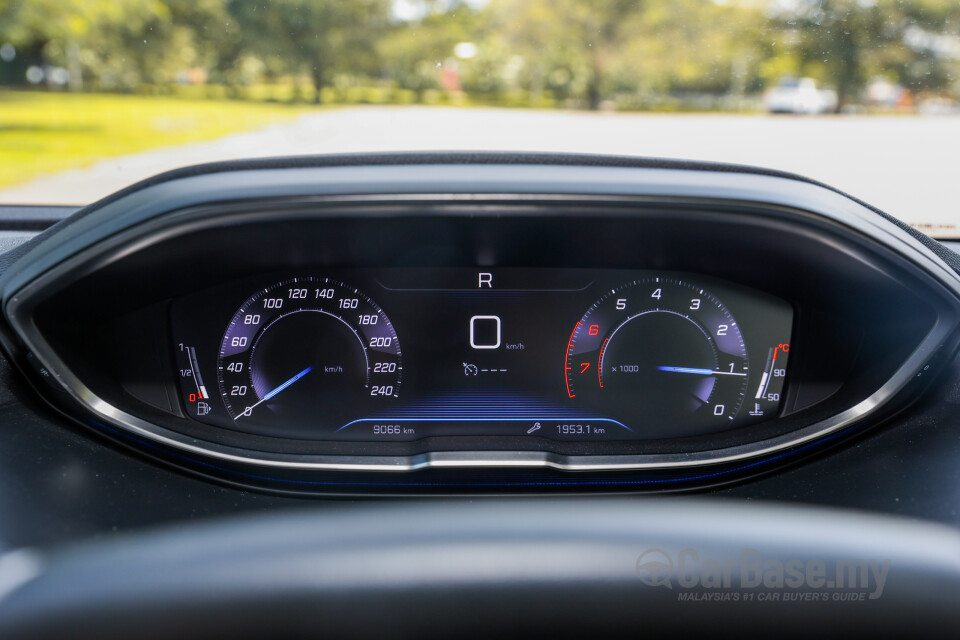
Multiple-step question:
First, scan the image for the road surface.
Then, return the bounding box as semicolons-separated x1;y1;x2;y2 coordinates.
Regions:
1;107;957;232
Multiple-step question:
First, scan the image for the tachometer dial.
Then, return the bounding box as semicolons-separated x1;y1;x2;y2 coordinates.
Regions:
218;277;401;437
565;277;748;436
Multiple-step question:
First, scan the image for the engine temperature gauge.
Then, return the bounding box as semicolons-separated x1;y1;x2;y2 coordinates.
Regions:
745;343;790;418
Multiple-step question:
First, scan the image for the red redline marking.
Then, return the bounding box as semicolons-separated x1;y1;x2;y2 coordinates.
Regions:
772;345;780;365
565;322;582;398
598;337;610;388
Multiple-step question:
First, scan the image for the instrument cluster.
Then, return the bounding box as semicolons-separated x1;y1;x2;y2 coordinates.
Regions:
5;158;957;493
171;269;793;443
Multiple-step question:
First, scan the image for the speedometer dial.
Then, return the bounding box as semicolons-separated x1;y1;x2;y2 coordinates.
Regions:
565;277;749;437
218;277;401;438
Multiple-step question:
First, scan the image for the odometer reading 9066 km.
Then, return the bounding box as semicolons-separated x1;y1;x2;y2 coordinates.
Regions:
565;277;751;438
218;277;401;439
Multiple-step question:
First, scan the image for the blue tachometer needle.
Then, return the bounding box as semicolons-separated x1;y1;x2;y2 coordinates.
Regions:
238;366;312;418
657;366;746;377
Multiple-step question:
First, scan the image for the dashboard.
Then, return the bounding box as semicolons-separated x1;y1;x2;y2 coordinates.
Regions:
0;156;957;493
2;155;960;636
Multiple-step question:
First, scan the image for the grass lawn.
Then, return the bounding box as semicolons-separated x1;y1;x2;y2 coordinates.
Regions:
0;91;314;190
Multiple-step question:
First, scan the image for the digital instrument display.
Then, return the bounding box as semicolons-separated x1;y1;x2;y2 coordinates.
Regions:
172;270;793;442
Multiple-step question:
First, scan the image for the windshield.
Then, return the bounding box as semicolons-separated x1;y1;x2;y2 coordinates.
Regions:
0;1;958;234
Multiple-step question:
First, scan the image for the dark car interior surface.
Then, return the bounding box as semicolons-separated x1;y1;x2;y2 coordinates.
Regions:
0;153;959;638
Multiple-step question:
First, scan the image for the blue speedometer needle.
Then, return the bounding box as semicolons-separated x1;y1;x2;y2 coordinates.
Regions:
238;366;313;418
262;366;313;401
657;366;746;377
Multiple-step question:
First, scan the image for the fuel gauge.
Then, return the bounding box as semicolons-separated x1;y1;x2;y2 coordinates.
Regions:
176;342;212;419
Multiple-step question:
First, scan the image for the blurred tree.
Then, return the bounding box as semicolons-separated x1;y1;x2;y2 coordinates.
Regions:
488;0;648;109
879;0;960;95
778;0;886;107
0;0;241;91
0;0;171;90
161;1;242;86
1;0;957;107
378;4;481;98
227;0;390;104
768;0;960;106
486;0;770;108
612;0;768;98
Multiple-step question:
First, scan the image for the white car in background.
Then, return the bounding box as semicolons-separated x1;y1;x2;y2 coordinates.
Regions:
763;77;839;114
